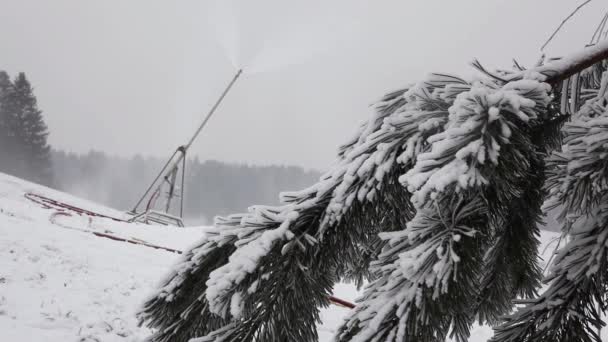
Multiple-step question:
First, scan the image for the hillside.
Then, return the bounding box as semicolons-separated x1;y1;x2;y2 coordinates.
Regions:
0;172;352;341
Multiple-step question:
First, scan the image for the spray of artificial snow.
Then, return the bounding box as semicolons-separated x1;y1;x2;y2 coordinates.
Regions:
206;0;366;73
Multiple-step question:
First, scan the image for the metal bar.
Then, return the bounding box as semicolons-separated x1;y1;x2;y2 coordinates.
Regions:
180;154;186;218
164;165;179;214
130;149;179;213
185;69;243;151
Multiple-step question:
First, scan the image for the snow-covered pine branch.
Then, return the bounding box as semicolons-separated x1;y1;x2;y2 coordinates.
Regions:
138;34;608;342
492;74;608;342
511;38;608;85
337;76;552;342
136;223;239;341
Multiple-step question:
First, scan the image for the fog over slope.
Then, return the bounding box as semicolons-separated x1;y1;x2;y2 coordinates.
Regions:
51;150;321;224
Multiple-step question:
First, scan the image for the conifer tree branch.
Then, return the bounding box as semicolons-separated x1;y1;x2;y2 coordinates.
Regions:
338;74;553;341
492;69;608;342
474;157;545;325
508;38;608;84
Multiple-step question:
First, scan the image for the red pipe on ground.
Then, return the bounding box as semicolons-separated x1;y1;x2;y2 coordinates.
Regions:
25;192;357;309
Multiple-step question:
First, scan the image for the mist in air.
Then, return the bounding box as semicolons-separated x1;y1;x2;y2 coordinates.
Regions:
207;0;368;73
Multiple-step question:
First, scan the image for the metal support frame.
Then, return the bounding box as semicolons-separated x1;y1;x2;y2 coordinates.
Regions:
129;69;243;225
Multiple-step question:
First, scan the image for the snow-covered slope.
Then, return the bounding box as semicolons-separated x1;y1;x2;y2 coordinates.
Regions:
0;172;353;341
0;172;577;341
0;173;204;341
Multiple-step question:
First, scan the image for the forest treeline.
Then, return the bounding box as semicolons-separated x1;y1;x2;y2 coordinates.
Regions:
52;150;320;224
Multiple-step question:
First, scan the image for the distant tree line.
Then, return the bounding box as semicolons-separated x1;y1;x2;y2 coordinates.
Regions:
0;70;52;185
51;150;321;224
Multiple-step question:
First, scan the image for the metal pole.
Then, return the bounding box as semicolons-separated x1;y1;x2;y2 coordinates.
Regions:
164;165;179;214
180;154;186;218
184;69;243;151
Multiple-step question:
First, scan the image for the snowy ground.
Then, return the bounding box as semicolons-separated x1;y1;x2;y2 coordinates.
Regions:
0;172;353;341
0;172;590;341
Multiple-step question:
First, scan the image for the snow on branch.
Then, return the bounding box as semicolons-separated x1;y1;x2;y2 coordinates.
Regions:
403;79;551;205
139;35;608;342
509;38;608;84
492;57;608;342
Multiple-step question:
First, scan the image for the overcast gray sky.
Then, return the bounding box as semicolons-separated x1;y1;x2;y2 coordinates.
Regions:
0;0;604;170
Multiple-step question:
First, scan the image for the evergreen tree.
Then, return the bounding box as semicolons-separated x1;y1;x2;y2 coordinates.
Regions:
0;70;19;173
0;71;9;163
12;72;52;185
0;71;52;185
138;39;608;342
